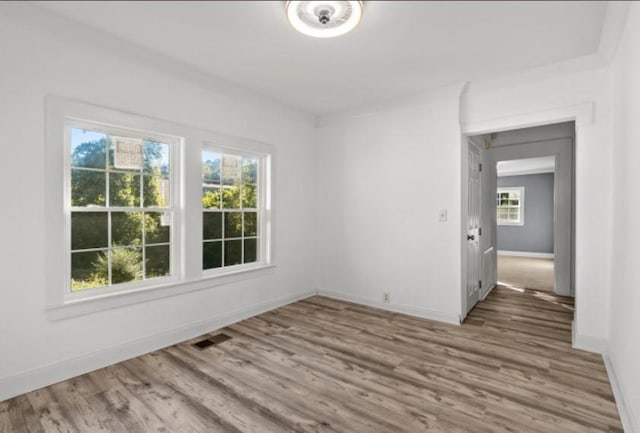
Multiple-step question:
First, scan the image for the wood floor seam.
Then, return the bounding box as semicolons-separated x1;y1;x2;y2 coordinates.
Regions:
0;286;623;433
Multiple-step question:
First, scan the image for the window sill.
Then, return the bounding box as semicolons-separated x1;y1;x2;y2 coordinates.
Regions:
45;263;276;321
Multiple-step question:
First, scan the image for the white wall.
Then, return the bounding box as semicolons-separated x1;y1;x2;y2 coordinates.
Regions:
314;64;614;346
314;85;465;324
462;67;612;349
2;4;636;422
609;3;640;431
0;3;316;400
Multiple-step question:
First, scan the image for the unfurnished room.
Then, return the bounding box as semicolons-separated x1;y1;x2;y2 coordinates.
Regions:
0;1;638;432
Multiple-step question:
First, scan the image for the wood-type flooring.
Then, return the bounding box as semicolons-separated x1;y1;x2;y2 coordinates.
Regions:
0;285;623;432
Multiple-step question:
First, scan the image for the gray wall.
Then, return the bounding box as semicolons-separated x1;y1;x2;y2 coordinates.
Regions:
497;173;554;253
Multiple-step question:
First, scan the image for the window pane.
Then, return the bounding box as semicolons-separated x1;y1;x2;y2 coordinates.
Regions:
146;245;170;278
244;212;257;237
110;172;141;207
72;169;106;207
224;212;242;238
71;212;108;250
497;208;508;220
145;212;171;244
110;248;143;284
203;212;222;240
224;240;242;266
144;141;170;176
222;185;241;209
509;199;519;206
202;151;221;183
242;184;257;208
242;158;258;184
143;175;169;207
71;129;107;169
71;250;107;291
203;241;222;269
202;185;221;209
112;212;143;247
244;238;257;263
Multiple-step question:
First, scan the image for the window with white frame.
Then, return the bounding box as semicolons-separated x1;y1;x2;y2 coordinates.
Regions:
47;97;275;317
496;187;524;225
202;147;265;271
67;122;179;292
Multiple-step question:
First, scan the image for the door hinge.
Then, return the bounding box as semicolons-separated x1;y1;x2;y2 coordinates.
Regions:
478;227;482;236
479;280;482;289
479;163;482;172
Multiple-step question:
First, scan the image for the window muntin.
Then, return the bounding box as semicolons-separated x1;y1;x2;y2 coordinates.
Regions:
496;187;524;226
202;149;261;271
68;124;176;292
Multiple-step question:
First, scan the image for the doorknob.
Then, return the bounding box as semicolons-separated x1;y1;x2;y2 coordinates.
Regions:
467;234;475;241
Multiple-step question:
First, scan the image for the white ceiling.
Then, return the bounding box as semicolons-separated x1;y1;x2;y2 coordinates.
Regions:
34;1;608;115
497;156;556;177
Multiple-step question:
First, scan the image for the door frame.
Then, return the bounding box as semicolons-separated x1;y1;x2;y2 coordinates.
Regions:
459;103;592;326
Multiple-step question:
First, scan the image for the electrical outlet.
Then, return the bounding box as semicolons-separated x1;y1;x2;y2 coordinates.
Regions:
383;292;390;303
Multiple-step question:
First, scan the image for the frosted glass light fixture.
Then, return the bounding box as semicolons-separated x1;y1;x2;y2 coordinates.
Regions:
286;1;363;38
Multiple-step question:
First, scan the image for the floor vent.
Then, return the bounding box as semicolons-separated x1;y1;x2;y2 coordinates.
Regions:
192;333;232;350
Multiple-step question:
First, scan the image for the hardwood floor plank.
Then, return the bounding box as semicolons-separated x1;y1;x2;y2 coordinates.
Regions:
0;285;623;432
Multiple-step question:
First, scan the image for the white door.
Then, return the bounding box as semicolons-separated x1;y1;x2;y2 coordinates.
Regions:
466;141;481;314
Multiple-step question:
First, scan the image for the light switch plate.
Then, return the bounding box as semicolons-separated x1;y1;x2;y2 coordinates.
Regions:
439;209;447;222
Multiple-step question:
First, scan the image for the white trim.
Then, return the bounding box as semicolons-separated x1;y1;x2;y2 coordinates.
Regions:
604;353;638;433
46;264;277;321
497;167;555;177
46;95;277;319
497;250;554;259
0;289;316;403
461;102;594;135
571;321;607;354
598;1;632;62
318;289;461;325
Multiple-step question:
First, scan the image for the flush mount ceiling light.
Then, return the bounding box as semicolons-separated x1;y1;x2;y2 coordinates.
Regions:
286;1;363;38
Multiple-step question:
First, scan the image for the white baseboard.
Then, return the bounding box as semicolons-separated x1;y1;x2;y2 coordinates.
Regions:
498;250;554;259
0;290;316;403
318;289;460;325
604;353;638;433
571;321;607;354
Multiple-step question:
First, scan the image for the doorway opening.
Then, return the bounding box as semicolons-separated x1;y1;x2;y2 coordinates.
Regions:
496;156;556;292
462;121;575;319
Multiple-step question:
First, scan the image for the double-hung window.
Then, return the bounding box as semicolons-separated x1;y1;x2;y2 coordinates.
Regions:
201;147;268;272
496;187;524;226
67;121;179;294
47;97;273;317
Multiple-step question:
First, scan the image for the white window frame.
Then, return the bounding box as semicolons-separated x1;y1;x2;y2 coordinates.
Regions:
45;96;276;320
63;119;183;302
497;186;525;226
201;144;272;277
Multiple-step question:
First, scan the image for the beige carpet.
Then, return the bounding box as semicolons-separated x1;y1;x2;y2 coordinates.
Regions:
497;255;555;292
